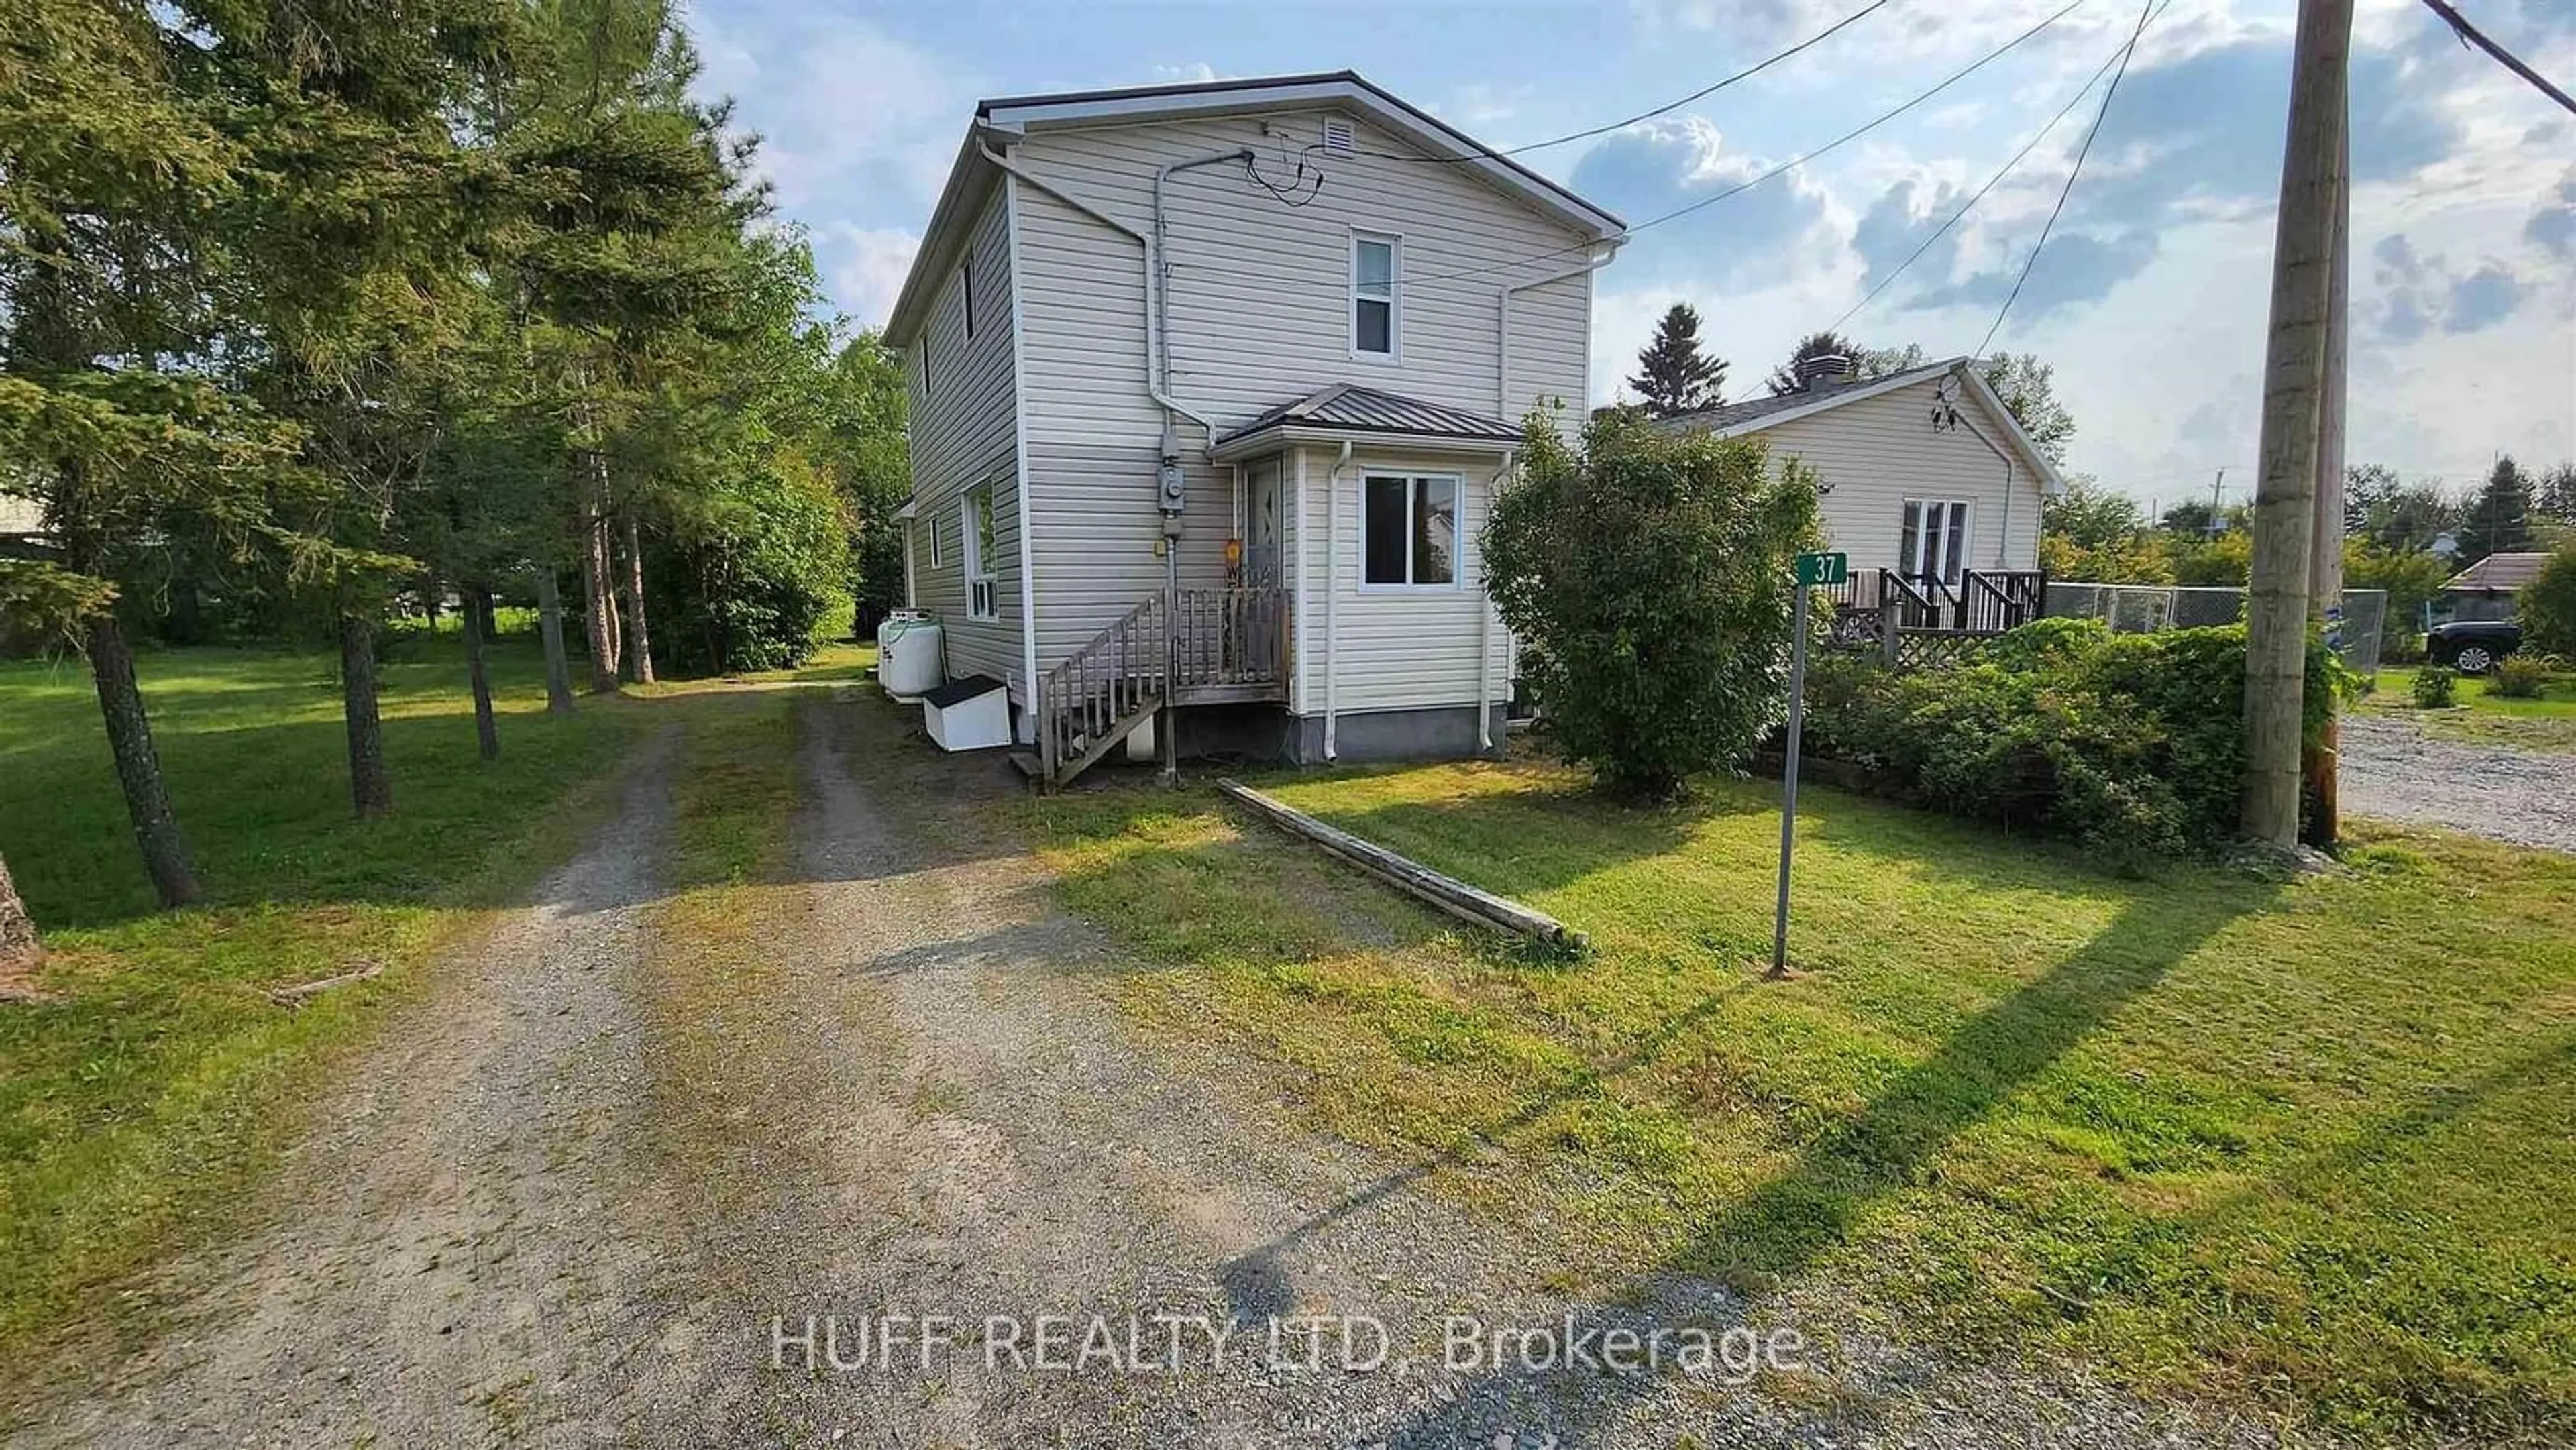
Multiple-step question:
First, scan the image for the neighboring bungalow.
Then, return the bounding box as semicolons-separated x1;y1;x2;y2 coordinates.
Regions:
2440;551;2551;623
1656;354;2064;633
881;71;1625;787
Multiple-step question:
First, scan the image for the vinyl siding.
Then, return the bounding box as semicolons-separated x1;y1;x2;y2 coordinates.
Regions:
1008;108;1591;675
1289;445;1509;718
902;192;1025;689
1748;376;2045;572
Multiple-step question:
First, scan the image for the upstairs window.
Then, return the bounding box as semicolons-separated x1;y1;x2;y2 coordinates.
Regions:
917;333;933;399
961;258;976;339
1361;474;1458;589
964;484;998;620
1350;233;1398;357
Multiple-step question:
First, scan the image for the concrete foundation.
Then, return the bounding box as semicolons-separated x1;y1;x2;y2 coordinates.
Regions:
1166;702;1505;766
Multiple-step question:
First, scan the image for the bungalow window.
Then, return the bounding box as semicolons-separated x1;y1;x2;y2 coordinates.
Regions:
1900;498;1971;585
963;484;998;620
1350;233;1398;357
1361;473;1458;588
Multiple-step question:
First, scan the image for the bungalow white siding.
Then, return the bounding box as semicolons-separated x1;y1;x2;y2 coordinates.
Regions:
1757;374;2047;573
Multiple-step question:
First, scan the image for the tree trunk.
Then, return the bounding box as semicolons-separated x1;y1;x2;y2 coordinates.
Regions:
535;568;576;713
0;850;40;974
473;590;498;644
621;510;655;685
339;612;394;819
85;612;201;907
464;585;501;761
578;479;620;693
421;576;443;632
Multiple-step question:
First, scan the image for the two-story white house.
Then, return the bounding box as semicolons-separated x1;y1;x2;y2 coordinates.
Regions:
882;71;1624;786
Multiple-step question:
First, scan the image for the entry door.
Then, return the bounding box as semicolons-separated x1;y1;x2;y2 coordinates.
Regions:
1900;498;1971;585
1245;459;1284;588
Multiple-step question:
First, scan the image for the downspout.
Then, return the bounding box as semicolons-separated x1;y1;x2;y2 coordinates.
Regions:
1497;248;1618;421
1324;439;1352;761
977;140;1226;437
1004;172;1042;732
1948;364;2017;567
1478;447;1515;754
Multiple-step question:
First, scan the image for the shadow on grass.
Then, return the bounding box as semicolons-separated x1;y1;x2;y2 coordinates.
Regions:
1340;885;2271;1445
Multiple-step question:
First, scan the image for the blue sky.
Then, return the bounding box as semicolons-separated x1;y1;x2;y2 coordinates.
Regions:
688;0;2575;510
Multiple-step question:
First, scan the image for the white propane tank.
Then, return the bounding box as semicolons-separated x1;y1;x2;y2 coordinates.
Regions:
876;610;943;698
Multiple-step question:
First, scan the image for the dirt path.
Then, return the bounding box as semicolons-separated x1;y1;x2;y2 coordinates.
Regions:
2340;714;2576;853
15;728;724;1445
11;695;2271;1448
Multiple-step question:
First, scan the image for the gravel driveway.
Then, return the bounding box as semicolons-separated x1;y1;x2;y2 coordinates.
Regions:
11;691;2275;1448
2339;714;2576;853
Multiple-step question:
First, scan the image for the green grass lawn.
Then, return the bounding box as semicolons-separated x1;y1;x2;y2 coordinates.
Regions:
1022;761;2576;1443
0;632;654;1379
2361;665;2576;751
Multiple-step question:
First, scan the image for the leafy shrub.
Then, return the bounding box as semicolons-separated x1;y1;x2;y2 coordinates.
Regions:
647;451;853;675
2412;666;2457;708
2520;543;2576;658
1485;409;1819;800
2487;654;2553;699
1795;621;2338;858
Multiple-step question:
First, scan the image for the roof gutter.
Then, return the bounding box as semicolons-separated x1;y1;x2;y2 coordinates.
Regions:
975;140;1225;439
1498;247;1619;423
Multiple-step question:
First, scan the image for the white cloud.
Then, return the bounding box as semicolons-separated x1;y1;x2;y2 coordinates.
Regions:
1150;62;1222;84
688;11;976;218
817;225;923;328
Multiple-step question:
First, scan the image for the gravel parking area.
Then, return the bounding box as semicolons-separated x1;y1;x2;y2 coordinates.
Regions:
2340;714;2576;852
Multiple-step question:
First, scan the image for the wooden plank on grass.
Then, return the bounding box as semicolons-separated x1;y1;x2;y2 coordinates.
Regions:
1217;779;1587;950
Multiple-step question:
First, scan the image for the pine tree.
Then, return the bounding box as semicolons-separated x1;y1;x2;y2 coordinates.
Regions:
1625;303;1726;418
2459;455;2534;565
1764;330;1870;395
0;850;38;976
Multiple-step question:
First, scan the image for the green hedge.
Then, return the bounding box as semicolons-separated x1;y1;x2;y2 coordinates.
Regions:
1796;618;2341;859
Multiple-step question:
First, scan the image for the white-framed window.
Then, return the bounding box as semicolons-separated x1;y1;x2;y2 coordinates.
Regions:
961;258;976;340
1360;473;1459;590
927;512;946;571
1900;498;1972;585
917;334;933;400
1350;231;1399;359
963;484;998;620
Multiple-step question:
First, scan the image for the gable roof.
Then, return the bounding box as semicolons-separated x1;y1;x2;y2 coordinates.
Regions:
2443;551;2552;592
1653;357;2070;496
886;70;1626;347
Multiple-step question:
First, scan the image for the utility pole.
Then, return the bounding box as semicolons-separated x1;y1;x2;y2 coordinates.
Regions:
2208;469;2226;536
2302;103;2350;848
2241;0;2351;848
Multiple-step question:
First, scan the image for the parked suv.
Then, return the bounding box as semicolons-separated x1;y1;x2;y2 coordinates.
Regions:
2426;620;2521;674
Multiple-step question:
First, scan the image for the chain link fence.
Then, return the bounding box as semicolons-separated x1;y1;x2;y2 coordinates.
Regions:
2045;583;2387;673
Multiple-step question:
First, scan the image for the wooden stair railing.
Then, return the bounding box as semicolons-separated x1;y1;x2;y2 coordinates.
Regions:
1036;593;1167;791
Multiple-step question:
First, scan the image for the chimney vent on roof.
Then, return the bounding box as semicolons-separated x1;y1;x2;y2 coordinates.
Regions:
1798;353;1854;392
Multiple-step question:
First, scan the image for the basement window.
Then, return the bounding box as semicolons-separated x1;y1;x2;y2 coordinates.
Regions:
1361;473;1458;589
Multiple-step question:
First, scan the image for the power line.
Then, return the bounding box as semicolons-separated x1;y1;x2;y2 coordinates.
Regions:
2420;0;2576;116
1411;0;2094;287
1831;3;2164;333
1974;0;2154;357
1368;0;1898;164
